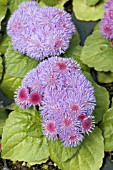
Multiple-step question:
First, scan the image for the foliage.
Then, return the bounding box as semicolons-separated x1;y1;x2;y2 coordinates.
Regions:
0;0;112;170
73;0;105;21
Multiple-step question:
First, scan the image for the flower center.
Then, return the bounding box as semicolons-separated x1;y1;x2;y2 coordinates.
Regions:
69;135;77;141
47;121;56;133
104;25;111;35
54;39;63;49
78;114;86;121
18;87;28;102
108;10;113;19
56;62;67;71
63;117;72;127
70;104;79;113
29;92;42;105
82;117;92;132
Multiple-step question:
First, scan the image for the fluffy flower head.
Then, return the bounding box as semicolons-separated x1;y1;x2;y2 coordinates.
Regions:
100;0;113;39
7;2;75;60
15;57;96;147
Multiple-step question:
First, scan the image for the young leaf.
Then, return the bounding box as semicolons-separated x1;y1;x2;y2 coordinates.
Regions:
0;56;3;81
83;72;110;123
73;0;105;21
0;74;21;99
48;139;80;162
97;71;113;83
81;29;113;72
5;44;39;78
100;107;113;152
1;109;50;162
50;127;104;170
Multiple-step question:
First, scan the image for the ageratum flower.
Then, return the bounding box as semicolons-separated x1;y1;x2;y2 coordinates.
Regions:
14;86;30;109
100;0;113;39
7;2;75;60
15;57;96;147
14;86;42;108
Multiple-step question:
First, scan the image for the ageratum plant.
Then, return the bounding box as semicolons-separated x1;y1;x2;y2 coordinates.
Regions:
0;0;113;170
15;57;96;147
7;1;75;60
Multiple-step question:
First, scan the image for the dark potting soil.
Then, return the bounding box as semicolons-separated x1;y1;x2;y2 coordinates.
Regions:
0;159;60;170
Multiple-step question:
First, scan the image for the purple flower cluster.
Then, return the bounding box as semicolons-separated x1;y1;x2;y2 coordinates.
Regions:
7;1;75;60
15;57;96;147
100;0;113;39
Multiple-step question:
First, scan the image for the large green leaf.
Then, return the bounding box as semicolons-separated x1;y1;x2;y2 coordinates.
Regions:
97;71;113;83
1;109;49;162
48;139;80;162
0;74;21;99
0;108;8;135
0;56;3;81
83;72;109;122
49;127;104;170
0;35;10;55
5;44;39;78
64;34;90;72
81;29;113;72
0;0;7;29
8;0;30;13
73;0;105;21
100;107;113;151
83;0;100;6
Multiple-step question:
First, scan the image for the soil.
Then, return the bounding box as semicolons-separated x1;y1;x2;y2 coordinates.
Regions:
0;159;60;170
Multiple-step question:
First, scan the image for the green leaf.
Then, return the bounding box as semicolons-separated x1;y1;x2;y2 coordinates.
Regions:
55;0;68;9
0;56;3;81
0;35;10;55
73;0;105;21
83;0;100;6
81;29;113;72
28;157;49;166
50;127;104;170
100;107;113;151
39;0;68;9
0;74;21;99
0;0;7;29
97;71;113;83
48;139;80;162
0;108;8;135
83;72;110;122
1;109;49;162
40;0;60;6
5;44;39;78
64;34;90;72
6;102;20;110
8;0;30;13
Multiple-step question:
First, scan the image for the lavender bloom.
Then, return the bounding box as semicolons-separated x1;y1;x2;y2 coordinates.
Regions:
104;0;113;10
14;86;30;109
37;56;80;90
7;2;76;60
62;130;84;147
22;68;43;93
15;57;96;147
100;0;113;39
42;119;58;140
